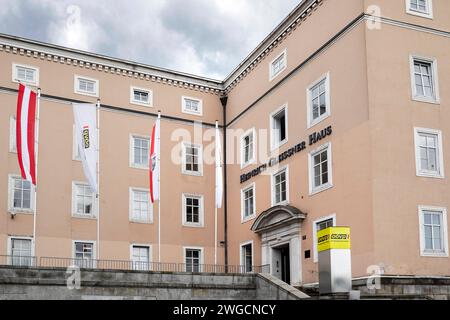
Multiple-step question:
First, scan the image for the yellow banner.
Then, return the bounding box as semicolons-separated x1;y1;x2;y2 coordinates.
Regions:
317;227;351;252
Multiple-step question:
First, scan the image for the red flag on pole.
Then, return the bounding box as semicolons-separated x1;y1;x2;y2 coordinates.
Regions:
149;114;160;204
16;83;37;185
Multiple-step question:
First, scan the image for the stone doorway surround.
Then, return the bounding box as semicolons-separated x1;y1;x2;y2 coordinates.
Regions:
251;205;307;287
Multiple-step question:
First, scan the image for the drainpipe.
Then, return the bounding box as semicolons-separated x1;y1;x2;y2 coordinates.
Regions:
220;96;229;271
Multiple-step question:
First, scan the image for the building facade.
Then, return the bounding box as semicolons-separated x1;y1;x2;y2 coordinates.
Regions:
1;0;449;287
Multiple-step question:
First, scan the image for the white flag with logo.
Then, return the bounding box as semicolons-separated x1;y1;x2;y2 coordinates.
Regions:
73;103;98;193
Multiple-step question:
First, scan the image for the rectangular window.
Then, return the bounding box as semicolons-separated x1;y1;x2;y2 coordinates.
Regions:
241;129;256;168
313;215;336;262
182;143;203;175
241;183;256;222
182;97;203;116
74;75;99;97
308;74;330;128
419;206;448;257
9;176;34;213
183;194;204;227
309;143;333;195
10;116;17;153
406;0;433;18
270;105;288;150
185;248;202;273
130;189;152;223
10;238;33;267
131;136;150;169
130;87;152;107
270;49;287;81
74;241;95;268
131;245;151;271
410;56;439;103
240;242;253;273
272;167;288;205
72;183;95;217
414;128;444;178
12;64;39;86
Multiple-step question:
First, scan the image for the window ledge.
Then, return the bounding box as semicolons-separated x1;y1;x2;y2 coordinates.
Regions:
241;215;256;224
182;170;204;177
182;223;205;229
417;172;445;180
412;96;440;105
406;10;433;20
308;114;331;130
130;164;150;171
130;219;153;225
9;210;34;215
241;159;256;170
420;251;449;258
72;214;97;220
131;101;152;108
310;184;334;196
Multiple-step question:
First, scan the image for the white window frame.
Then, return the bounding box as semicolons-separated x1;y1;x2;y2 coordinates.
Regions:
271;166;290;206
406;0;433;19
129;187;153;224
414;127;444;179
72;240;97;268
7;236;35;266
12;63;39;86
8;174;35;214
269;49;287;81
182;194;205;228
130;86;153;107
312;214;337;263
181;96;203;116
240;240;254;273
130;134;150;170
270;104;289;152
9;116;17;153
241;182;256;223
72;124;81;161
183;247;204;273
240;128;257;169
181;142;204;176
72;181;97;219
409;55;440;104
130;244;152;270
418;206;448;258
74;75;99;97
307;72;331;129
308;142;333;196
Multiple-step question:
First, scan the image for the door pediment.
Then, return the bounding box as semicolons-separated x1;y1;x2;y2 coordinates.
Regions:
251;205;307;234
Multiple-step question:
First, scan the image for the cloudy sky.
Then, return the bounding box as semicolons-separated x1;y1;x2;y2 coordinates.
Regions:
0;0;301;80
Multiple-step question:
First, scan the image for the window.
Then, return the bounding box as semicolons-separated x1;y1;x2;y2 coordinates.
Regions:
410;56;439;103
307;73;331;128
406;0;433;18
414;128;444;178
72;182;96;218
74;75;99;97
241;129;256;168
10;116;17;153
182;96;203;116
9;237;33;267
240;242;253;273
182;194;204;227
309;143;333;195
241;183;256;222
131;245;151;271
312;215;336;262
272;167;289;206
12;64;39;86
9;176;34;213
185;248;203;273
270;105;288;151
131;135;150;169
73;241;95;268
182;143;203;176
270;49;287;81
130;188;153;223
419;206;448;257
130;87;153;107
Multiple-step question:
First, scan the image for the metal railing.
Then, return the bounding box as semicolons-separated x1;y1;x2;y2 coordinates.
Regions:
0;255;270;274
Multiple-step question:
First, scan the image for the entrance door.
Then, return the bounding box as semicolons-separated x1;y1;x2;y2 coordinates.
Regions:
272;244;290;284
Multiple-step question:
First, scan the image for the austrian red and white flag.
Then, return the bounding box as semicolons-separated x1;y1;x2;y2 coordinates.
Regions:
149;115;160;204
16;84;38;185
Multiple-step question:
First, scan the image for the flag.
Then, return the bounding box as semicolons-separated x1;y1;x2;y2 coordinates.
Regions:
150;116;160;204
215;123;223;209
16;84;37;185
73;103;98;193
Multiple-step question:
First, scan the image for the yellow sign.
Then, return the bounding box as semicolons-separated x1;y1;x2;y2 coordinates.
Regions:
317;227;351;252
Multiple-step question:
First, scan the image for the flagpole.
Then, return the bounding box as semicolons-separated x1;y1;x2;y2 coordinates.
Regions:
96;99;101;260
157;111;161;264
33;88;41;262
214;121;219;267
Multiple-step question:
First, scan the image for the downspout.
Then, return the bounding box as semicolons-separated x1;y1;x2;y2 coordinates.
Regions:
220;96;229;271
